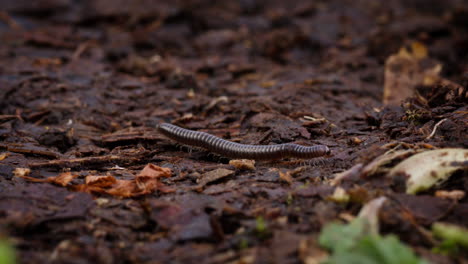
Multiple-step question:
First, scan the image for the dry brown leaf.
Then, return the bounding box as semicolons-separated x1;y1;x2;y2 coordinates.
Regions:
331;163;363;186
85;175;117;187
18;163;174;198
105;180;138;198
383;41;442;105
52;172;78;186
0;152;9;161
197;168;235;187
279;171;293;185
101;164;174;197
138;163;172;178
136;175;160;193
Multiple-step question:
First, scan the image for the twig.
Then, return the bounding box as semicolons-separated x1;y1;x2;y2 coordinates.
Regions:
426;118;447;140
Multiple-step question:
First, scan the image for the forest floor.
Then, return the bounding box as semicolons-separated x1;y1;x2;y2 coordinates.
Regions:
0;1;467;263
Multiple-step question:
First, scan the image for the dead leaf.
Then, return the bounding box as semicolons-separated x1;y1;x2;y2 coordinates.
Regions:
138;163;172;178
362;149;416;177
279;171;293;185
389;148;468;194
357;196;387;235
85;175;117;187
13;168;31;177
197;168;235;188
18;163;174;198
383;41;442;105
0;152;9;161
229;159;256;170
52;172;78;186
331;163;363;185
102;164;174;197
105;180;139;198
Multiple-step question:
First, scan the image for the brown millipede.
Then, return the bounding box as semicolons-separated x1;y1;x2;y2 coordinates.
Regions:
157;123;330;160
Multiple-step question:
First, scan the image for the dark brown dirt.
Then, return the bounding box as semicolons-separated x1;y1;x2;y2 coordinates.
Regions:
0;1;467;263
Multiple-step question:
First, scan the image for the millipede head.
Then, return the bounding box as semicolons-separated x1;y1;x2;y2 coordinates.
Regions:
324;146;332;157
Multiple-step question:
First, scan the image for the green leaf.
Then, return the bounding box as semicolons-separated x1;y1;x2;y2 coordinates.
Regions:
356;235;427;264
432;222;468;255
255;216;267;234
319;219;366;253
254;216;270;240
319;219;427;264
0;239;16;264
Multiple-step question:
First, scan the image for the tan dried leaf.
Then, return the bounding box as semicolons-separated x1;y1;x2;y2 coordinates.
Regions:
13;168;31;178
279;171;293;185
383;41;442;105
229;159;256;170
435;190;465;201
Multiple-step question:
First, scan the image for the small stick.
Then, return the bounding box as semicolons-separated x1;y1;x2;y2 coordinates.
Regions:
426;118;447;140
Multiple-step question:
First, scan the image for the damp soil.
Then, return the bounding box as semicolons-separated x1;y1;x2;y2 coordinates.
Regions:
0;1;467;263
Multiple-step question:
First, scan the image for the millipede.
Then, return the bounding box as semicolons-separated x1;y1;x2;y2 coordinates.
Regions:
157;123;330;160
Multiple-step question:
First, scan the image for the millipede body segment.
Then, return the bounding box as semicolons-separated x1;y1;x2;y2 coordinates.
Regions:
157;123;330;160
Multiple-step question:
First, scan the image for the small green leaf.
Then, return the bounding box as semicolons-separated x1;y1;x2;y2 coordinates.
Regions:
238;238;249;250
432;222;468;255
255;216;267;234
319;219;366;253
254;216;270;240
0;239;16;264
318;219;427;264
356;235;427;264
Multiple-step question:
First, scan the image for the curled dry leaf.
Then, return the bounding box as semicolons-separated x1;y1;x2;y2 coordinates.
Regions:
357;196;387;235
362;149;416;177
50;172;78;187
388;148;468;194
138;163;172;178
